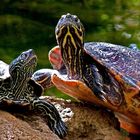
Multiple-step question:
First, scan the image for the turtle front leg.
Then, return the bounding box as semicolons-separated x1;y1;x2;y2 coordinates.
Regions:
30;98;67;139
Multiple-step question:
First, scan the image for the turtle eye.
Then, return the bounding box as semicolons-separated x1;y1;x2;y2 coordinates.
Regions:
20;53;28;60
17;53;27;64
73;15;79;23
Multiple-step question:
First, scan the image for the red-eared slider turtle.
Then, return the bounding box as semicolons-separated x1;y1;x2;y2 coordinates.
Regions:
32;13;140;134
0;49;67;138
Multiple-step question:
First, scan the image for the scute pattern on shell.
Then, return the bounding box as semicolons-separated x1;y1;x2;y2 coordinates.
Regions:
85;42;140;82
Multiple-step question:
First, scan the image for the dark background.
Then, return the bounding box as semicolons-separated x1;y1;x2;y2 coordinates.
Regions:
0;0;140;98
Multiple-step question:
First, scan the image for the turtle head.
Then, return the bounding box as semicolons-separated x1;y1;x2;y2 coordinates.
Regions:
55;13;85;79
9;49;37;81
55;13;84;47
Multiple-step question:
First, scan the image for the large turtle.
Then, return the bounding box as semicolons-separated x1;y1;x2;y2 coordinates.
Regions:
32;13;140;134
0;49;67;138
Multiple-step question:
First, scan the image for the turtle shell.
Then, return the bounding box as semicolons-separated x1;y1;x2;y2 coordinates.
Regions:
84;42;140;82
83;42;140;133
83;42;140;107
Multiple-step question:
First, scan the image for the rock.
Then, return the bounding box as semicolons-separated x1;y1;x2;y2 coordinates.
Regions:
63;103;126;140
0;110;60;140
0;96;128;140
46;97;128;140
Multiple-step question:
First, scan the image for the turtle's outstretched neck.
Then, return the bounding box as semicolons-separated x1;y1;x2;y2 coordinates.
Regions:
56;13;85;80
60;43;85;80
9;49;36;99
55;13;124;106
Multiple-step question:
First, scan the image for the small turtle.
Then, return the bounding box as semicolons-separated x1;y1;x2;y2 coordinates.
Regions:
32;13;140;134
0;49;67;138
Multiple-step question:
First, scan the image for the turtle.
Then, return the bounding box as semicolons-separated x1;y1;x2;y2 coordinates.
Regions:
0;49;67;139
32;13;140;134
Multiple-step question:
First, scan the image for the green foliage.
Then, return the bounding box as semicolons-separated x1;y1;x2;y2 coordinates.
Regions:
0;0;140;97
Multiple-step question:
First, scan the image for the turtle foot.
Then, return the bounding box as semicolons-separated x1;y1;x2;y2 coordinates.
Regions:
48;118;67;139
31;99;67;138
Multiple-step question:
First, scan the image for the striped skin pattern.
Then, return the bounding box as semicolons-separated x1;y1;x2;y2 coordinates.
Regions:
0;49;67;138
55;13;123;106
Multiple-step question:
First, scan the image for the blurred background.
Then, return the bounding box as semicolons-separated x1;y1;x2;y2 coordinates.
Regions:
0;0;140;98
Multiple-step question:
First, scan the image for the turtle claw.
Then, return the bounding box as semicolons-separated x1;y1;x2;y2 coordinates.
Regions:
49;118;67;139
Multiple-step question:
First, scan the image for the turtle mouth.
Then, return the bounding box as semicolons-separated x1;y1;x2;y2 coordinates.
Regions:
55;14;85;81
